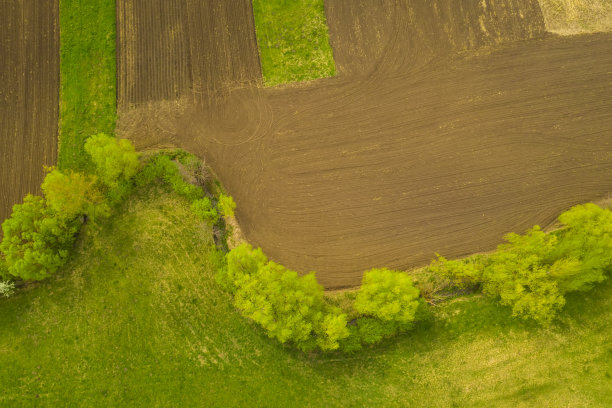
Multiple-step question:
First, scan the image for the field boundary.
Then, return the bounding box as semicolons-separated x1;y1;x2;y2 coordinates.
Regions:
58;0;117;172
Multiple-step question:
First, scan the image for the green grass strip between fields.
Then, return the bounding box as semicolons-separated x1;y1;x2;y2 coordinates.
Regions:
252;0;336;86
59;0;117;172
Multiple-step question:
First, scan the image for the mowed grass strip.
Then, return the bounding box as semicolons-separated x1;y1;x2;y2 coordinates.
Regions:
1;186;611;406
59;0;116;172
252;0;336;86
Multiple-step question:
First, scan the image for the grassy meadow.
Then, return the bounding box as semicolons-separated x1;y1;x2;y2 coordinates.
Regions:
59;0;116;172
1;185;610;407
252;0;336;86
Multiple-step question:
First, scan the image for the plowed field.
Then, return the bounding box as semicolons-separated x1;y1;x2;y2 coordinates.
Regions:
117;0;261;109
118;0;612;288
0;1;59;224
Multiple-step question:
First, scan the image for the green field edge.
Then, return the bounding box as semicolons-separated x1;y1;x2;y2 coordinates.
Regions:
58;0;117;173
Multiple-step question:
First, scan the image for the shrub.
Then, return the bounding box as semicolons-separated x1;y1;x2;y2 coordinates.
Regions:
218;194;236;218
1;195;79;281
354;268;420;327
41;168;109;220
339;316;412;352
427;255;484;289
105;178;135;209
217;244;268;293
136;156;203;201
0;280;15;298
84;133;140;187
191;198;218;226
233;261;348;351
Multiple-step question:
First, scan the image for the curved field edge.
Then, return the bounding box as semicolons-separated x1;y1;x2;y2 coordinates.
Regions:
252;0;336;86
58;0;117;172
0;186;611;407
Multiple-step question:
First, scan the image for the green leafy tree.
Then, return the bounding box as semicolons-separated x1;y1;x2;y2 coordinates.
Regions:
551;203;612;291
216;243;268;293
41;168;109;220
317;313;350;351
84;133;140;187
481;226;580;325
1;195;79;281
191;198;218;226
218;194;236;218
233;261;348;351
354;268;420;327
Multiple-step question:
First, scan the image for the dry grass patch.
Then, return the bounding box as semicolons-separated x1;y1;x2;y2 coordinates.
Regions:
538;0;612;34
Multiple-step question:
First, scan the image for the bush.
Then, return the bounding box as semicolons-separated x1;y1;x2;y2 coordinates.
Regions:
217;244;268;293
354;268;420;327
341;317;401;352
41;168;109;220
105;178;135;209
191;198;218;226
84;134;140;187
427;255;483;289
0;280;15;298
233;261;348;351
218;194;236;218
428;204;612;325
136;156;203;201
1;195;79;281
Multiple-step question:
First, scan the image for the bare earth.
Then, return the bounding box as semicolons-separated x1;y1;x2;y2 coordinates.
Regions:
117;0;612;288
0;1;59;225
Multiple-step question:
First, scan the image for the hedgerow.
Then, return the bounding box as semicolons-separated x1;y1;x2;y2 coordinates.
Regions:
4;127;611;352
0;137;228;284
218;245;426;352
431;203;612;325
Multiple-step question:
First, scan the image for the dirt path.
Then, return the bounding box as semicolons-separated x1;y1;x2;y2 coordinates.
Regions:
118;0;612;288
0;1;59;225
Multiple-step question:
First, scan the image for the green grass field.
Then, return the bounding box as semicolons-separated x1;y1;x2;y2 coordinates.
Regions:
252;0;336;86
58;0;116;172
1;185;610;407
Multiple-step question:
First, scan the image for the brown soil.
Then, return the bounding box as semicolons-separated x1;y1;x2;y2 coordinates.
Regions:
116;0;262;109
0;1;59;225
117;0;612;288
